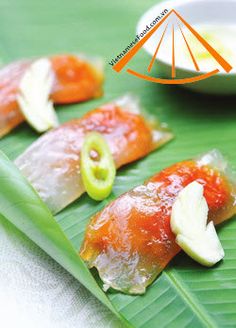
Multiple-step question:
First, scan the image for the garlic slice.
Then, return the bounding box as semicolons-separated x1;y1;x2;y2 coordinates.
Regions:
171;181;225;267
17;58;58;133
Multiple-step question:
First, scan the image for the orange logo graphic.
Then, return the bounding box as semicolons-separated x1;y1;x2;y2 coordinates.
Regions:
112;9;233;84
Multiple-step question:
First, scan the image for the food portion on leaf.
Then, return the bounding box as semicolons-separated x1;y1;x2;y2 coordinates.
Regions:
17;58;59;133
171;181;225;267
80;150;236;295
15;95;172;214
0;54;104;137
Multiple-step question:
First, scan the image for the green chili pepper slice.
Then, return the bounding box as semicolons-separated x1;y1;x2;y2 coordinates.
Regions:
80;132;116;201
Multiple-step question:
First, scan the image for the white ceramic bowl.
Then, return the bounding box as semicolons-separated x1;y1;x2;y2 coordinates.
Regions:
137;0;236;95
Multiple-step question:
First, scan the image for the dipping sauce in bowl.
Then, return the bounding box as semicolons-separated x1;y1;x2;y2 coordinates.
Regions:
137;0;236;94
156;24;236;73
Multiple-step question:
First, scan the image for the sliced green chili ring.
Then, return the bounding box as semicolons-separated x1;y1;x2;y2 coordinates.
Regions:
80;132;116;201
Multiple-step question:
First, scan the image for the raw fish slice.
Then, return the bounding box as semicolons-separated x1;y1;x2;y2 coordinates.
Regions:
80;150;236;294
15;95;172;214
0;54;104;137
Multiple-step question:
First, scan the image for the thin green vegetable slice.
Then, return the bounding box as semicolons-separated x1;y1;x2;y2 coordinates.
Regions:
80;132;116;201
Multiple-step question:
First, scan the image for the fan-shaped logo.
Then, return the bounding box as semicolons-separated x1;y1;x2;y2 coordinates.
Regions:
112;9;233;85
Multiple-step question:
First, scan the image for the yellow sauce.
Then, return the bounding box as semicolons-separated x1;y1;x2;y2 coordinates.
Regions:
157;24;236;73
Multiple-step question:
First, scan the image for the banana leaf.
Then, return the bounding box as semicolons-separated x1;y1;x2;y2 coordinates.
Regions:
0;0;236;327
0;151;130;324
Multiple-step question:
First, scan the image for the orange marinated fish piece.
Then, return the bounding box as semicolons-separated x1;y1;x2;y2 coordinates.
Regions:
80;150;236;294
0;54;104;137
15;95;172;213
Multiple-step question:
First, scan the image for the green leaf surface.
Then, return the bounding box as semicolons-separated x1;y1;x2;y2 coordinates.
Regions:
0;0;236;327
